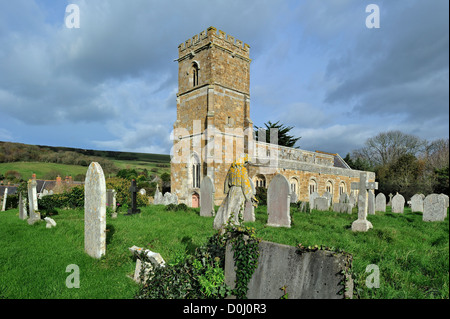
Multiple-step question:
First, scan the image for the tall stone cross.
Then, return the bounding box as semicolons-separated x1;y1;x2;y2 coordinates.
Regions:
350;172;378;232
127;179;141;215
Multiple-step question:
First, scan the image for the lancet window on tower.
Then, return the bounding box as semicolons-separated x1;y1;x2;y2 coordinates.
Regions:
192;62;199;87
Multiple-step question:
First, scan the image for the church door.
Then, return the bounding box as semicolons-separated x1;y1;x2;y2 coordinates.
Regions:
192;193;199;208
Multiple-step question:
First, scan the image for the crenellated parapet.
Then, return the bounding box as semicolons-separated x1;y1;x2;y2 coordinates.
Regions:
178;26;250;60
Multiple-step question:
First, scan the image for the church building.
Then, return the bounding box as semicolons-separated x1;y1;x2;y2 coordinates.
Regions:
170;27;375;207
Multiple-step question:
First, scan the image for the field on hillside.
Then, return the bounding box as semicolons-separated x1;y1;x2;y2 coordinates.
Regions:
0;205;448;299
0;162;90;181
0;159;171;181
112;159;170;176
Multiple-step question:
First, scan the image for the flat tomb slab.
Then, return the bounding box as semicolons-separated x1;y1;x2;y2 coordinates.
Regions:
225;240;352;299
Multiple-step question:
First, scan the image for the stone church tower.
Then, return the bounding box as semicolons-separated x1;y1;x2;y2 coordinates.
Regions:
171;26;376;208
171;27;253;206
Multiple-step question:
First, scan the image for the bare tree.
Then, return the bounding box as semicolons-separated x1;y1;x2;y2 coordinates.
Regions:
423;138;449;170
352;130;427;167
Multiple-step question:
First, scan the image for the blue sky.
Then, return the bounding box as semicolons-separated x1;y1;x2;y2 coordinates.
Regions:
0;0;448;157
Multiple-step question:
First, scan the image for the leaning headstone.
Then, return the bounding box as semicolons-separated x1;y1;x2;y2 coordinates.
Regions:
267;174;291;228
410;194;424;213
391;193;405;213
1;188;7;211
84;162;107;259
126;179;141;215
423;194;447;222
243;178;256;222
200;176;215;217
19;193;28;220
44;217;56;229
350;172;378;232
375;193;386;212
129;245;166;284
315;197;329;212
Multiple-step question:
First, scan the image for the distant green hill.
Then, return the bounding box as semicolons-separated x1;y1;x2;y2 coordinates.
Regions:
0;141;171;181
35;144;171;163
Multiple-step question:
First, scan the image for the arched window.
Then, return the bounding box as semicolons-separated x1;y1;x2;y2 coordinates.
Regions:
326;180;333;194
192;62;199;87
309;179;317;195
290;177;299;196
339;181;346;195
253;174;266;188
191;153;200;188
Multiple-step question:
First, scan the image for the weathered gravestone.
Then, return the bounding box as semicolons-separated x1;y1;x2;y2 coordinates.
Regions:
375;193;386;212
153;185;163;205
439;194;449;210
309;191;319;211
224;241;353;299
349;193;357;208
162;192;178;205
267;174;291;228
200;176;215;217
323;191;333;207
129;245;166;284
126;179;141;215
1;188;7;211
423;194;447;222
84;162;107;259
410;194;424;213
19;193;28;220
290;192;298;203
106;189;117;212
315;197;329;212
332;193;352;214
368;190;375;215
27;179;40;225
243;178;256;222
44;217;56;229
391;193;405;213
350;172;378;232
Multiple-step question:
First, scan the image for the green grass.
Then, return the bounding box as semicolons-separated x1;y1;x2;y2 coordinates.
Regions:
0;205;448;299
0;162;89;180
0;206;215;299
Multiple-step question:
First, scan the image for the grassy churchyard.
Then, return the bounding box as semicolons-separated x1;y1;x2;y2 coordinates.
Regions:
0;204;448;299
